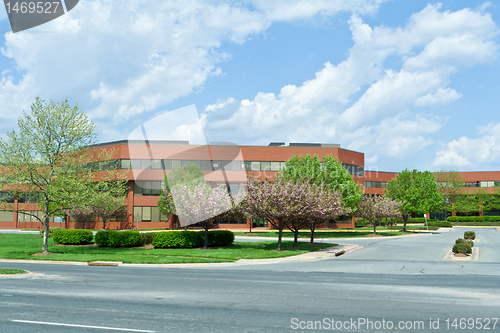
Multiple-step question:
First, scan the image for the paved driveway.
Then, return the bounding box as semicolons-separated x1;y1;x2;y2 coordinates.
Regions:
230;227;500;275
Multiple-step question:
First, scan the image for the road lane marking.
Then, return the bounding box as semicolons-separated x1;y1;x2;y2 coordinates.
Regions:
12;320;155;332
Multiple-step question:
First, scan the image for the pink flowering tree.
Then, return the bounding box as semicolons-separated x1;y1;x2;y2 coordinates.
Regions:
356;195;402;234
168;182;233;249
66;206;94;229
245;177;349;249
284;181;351;246
307;186;352;243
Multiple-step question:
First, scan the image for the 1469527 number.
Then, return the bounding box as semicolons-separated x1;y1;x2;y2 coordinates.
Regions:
5;1;60;14
445;318;498;330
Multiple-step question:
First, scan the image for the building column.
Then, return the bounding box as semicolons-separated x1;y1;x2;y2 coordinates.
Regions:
127;180;135;228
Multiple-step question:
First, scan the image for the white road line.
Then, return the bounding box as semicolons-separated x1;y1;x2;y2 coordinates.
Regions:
12;320;155;332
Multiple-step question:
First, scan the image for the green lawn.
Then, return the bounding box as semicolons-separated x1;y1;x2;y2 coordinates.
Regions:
0;234;333;264
233;230;412;238
0;267;27;274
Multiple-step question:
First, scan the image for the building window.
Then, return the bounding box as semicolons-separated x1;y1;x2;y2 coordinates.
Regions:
134;181;163;196
364;181;387;188
133;206;168;222
0;192;15;203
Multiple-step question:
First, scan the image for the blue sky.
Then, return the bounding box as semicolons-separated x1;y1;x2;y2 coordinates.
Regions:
0;1;499;173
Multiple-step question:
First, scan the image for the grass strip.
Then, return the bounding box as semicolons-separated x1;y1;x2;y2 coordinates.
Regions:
0;234;333;264
0;268;28;274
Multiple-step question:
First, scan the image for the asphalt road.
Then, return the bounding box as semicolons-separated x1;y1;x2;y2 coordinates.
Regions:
0;227;499;332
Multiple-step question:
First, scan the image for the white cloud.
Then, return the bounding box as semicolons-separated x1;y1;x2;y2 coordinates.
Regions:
0;0;387;138
414;87;462;107
202;3;498;168
433;123;500;169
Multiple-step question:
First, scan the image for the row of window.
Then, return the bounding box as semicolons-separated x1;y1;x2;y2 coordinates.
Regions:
460;181;500;188
133;206;170;222
367;181;500;189
134;181;245;197
364;181;388;188
92;159;364;176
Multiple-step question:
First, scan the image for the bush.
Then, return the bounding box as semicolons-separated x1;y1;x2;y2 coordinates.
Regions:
52;229;93;245
407;218;438;223
427;221;453;228
142;232;155;245
453;238;473;254
455;238;474;247
205;230;235;247
95;230;143;248
153;231;203;248
447;216;500;222
38;227;62;238
464;231;476;240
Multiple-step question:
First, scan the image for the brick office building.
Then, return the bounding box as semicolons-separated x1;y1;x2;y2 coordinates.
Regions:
3;140;500;230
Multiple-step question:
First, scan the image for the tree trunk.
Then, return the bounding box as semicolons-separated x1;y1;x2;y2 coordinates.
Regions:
293;229;298;247
277;227;282;251
373;220;377;234
249;218;252;233
204;226;208;249
309;222;315;243
102;219;107;230
403;214;409;232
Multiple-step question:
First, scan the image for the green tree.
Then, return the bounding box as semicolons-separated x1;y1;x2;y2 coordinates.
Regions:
434;169;465;220
91;181;128;229
278;154;363;210
483;186;500;216
277;153;363;240
385;169;443;232
0;98;120;253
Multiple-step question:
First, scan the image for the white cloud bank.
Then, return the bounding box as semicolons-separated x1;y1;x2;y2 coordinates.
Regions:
0;0;386;136
433;122;500;169
202;3;499;169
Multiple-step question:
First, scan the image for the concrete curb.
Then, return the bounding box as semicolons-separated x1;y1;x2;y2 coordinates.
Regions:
120;244;361;268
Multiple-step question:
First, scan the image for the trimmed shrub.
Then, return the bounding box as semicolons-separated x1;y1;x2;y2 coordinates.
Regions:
407;218;438;223
142;232;155;245
427;221;453;228
453;238;473;254
38;227;62;238
153;231;203;249
206;230;235;247
95;230;143;247
447;216;500;222
464;231;476;240
52;229;93;245
455;238;474;247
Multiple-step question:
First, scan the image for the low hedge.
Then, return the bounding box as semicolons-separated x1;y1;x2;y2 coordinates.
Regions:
153;230;235;248
52;229;93;245
447;216;500;222
427;221;453;228
207;230;235;247
464;231;476;240
95;230;143;248
153;231;202;248
407;218;438;223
